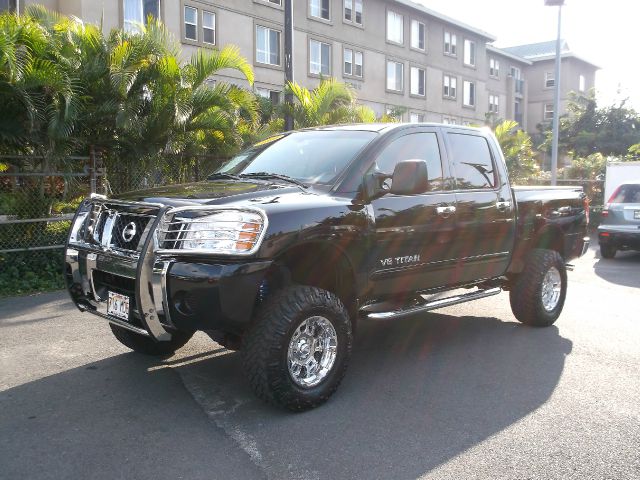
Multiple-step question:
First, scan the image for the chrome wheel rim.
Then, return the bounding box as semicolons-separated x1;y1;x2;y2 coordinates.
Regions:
287;316;338;388
541;266;562;311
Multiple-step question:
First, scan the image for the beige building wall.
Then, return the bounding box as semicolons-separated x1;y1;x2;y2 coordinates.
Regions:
12;0;596;132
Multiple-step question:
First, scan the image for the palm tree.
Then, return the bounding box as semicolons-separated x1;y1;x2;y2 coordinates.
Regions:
282;78;375;129
493;120;540;183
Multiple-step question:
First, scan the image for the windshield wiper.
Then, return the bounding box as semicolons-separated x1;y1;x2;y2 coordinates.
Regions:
239;172;309;189
207;172;241;181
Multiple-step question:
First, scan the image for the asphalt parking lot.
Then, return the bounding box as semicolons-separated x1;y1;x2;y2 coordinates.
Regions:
1;245;639;480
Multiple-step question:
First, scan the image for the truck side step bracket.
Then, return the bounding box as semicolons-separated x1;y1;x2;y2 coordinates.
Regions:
364;287;502;320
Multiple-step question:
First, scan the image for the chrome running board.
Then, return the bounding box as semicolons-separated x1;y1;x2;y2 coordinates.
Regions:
364;287;502;320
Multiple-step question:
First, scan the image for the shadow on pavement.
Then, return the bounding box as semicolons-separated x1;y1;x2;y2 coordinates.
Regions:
1;311;572;479
593;250;640;288
174;312;573;479
0;351;263;480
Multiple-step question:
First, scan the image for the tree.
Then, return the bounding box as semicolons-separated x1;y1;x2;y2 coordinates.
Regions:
282;78;375;129
543;92;640;157
493;120;540;183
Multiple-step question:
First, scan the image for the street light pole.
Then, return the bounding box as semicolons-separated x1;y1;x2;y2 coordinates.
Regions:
546;0;564;186
284;0;294;131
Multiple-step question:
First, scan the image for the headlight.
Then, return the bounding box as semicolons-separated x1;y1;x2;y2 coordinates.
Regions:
157;208;267;255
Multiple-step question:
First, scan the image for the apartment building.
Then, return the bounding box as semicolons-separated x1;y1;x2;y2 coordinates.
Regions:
6;0;598;135
503;40;598;134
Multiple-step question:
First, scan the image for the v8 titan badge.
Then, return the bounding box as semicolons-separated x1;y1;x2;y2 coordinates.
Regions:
380;254;421;268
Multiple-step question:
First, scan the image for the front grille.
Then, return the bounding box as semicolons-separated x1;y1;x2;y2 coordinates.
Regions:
85;203;157;253
110;214;150;250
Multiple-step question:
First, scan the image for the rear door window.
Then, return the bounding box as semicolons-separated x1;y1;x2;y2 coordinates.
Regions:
448;133;497;190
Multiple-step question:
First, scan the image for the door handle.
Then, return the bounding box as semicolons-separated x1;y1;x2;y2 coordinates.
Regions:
496;201;512;211
436;205;456;217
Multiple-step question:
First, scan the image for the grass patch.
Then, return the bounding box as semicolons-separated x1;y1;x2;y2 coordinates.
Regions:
0;250;66;297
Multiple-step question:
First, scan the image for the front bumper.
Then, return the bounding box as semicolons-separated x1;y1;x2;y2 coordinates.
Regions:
66;244;272;340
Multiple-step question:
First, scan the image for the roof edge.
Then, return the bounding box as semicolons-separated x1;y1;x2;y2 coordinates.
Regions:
486;45;532;65
528;53;600;69
392;0;497;41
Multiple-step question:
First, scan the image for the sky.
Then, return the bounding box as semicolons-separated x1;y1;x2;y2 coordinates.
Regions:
414;0;640;109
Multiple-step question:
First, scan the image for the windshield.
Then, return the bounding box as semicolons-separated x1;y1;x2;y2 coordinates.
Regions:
216;130;377;185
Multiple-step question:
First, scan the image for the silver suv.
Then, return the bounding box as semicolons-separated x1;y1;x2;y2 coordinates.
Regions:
598;183;640;258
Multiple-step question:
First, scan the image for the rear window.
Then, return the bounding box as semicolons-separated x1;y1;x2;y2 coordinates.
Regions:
611;184;640;203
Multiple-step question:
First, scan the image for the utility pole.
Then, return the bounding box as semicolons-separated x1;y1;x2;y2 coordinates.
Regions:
545;0;564;186
284;0;294;131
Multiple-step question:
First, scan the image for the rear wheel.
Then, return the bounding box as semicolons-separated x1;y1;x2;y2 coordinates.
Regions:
242;285;353;411
109;324;193;356
600;244;616;259
509;249;567;327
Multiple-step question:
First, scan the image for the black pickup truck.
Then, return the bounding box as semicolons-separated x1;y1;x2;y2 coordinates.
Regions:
65;124;589;410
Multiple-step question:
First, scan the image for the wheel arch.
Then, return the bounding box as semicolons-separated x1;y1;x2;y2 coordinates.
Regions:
263;241;358;318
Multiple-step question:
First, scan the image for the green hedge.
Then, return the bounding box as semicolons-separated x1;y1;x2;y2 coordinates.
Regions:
0;250;66;297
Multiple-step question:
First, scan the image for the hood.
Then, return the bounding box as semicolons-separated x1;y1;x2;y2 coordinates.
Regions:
114;179;328;208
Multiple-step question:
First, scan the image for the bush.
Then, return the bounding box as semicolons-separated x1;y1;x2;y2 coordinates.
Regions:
0;250;66;296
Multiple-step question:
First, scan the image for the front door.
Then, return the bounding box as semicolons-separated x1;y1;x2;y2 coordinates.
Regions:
368;129;458;299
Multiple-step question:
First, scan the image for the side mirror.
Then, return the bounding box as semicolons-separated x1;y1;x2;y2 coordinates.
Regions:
390;160;429;195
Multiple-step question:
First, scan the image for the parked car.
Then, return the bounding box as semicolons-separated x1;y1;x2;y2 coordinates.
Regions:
64;124;590;410
598;182;640;258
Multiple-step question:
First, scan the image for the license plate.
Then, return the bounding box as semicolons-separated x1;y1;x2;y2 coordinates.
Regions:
107;291;130;321
635;210;640;220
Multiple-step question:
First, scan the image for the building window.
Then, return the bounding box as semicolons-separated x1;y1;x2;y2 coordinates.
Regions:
544;104;554;121
256;25;281;66
463;80;475;107
510;66;521;79
545;72;555;88
443;117;457;125
410;67;425;96
386;60;403;92
344;0;362;25
410;113;425;123
264;0;282;4
411;20;425;50
257;88;281;104
463;39;475;66
344;48;363;77
387;11;404;44
0;0;17;12
489;94;499;114
202;11;215;45
444;31;457;56
310;0;330;20
443;74;457;99
579;74;586;92
183;6;197;41
489;58;500;78
124;0;160;33
310;39;331;75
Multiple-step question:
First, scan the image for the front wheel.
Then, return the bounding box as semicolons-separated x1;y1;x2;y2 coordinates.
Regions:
509;249;567;327
242;285;353;411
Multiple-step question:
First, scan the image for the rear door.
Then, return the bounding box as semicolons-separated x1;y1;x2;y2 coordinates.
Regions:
445;130;515;283
369;128;458;297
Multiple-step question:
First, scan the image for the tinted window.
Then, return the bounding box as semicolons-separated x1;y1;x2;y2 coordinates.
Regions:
218;131;376;185
448;133;497;189
612;184;640;203
371;133;444;191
